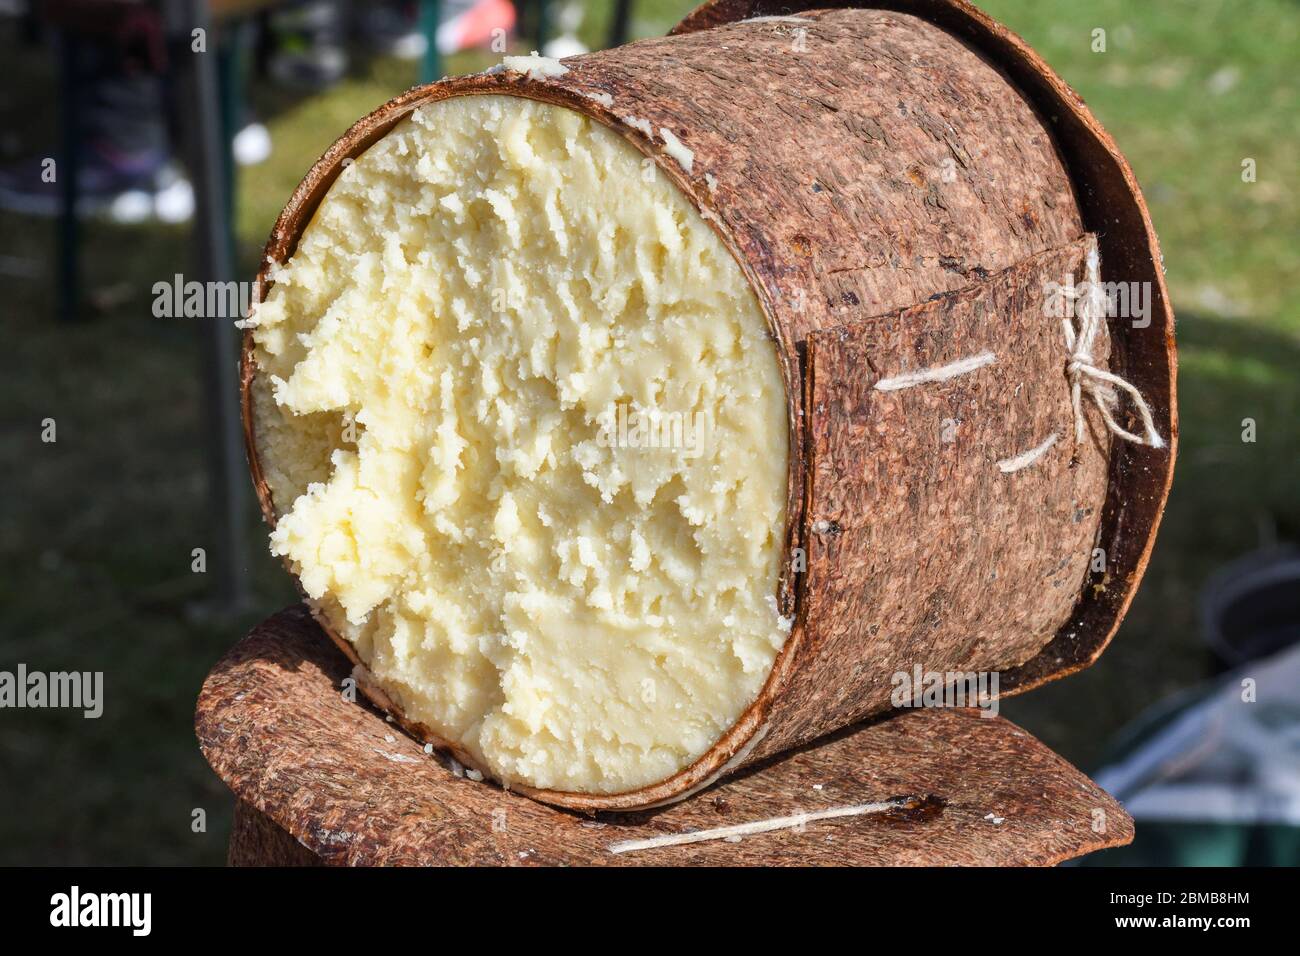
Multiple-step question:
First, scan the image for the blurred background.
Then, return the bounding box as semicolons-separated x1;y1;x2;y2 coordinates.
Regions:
0;0;1295;865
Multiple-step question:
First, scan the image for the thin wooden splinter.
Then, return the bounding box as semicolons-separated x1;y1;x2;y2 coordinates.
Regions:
607;796;919;854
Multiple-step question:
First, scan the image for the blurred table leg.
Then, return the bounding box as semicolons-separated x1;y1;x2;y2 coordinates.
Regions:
418;0;443;84
533;0;551;50
57;30;82;324
171;0;251;612
608;0;632;49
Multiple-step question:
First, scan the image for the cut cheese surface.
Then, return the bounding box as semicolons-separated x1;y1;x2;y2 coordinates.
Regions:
249;94;789;794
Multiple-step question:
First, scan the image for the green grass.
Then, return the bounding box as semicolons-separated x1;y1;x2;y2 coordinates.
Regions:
0;1;1296;864
978;0;1299;332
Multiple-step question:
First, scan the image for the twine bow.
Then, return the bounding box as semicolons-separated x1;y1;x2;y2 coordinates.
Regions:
1058;241;1165;449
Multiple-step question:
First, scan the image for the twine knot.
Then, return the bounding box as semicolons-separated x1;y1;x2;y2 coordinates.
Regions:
1058;241;1165;450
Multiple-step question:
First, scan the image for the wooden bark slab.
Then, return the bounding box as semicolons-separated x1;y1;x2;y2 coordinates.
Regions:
227;799;321;867
197;608;1133;866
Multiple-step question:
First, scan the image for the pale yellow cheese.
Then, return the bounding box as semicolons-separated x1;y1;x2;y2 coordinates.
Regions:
249;94;789;794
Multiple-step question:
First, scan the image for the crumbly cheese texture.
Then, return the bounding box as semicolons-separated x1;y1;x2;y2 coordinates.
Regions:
249;95;788;794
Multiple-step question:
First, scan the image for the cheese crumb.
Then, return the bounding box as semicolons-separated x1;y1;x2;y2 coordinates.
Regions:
622;115;654;138
659;128;694;173
501;51;569;80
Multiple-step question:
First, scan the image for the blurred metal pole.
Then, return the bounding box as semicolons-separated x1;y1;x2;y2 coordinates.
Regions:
172;0;250;612
418;0;443;84
608;0;633;48
533;0;552;50
57;31;82;324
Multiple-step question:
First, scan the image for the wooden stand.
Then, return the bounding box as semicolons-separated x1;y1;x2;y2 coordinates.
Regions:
197;607;1132;866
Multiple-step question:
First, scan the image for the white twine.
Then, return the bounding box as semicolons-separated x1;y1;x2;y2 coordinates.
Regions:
1061;240;1164;449
607;798;911;855
867;238;1161;475
998;432;1058;474
873;350;996;392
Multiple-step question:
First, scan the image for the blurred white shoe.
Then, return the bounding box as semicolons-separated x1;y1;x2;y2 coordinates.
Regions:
542;35;587;59
233;122;272;167
543;3;588;60
153;174;195;224
108;189;153;225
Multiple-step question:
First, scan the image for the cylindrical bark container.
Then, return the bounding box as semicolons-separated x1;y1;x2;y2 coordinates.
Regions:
241;0;1176;810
